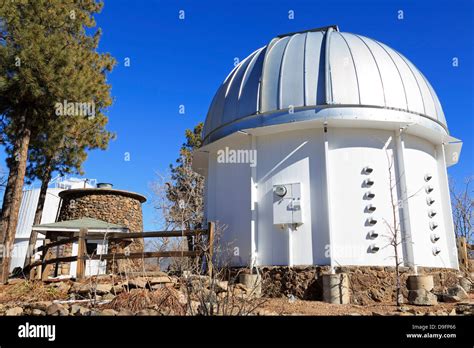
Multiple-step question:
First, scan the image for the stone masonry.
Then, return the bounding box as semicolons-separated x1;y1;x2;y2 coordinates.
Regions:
56;188;146;275
258;265;461;305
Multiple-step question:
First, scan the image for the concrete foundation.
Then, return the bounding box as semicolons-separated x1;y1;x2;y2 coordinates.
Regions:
239;273;262;297
407;275;434;291
407;275;437;306
322;273;350;304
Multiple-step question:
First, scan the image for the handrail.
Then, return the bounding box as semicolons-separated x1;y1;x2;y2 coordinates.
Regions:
26;222;215;281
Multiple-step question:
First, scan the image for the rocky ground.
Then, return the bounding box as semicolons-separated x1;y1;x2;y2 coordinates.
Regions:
259;297;473;316
0;272;472;316
0;272;261;316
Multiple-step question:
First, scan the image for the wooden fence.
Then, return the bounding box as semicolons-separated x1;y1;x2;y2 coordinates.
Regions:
457;236;473;272
25;222;215;281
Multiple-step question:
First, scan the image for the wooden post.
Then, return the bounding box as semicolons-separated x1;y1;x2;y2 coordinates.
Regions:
207;222;215;277
29;264;37;281
76;228;87;280
457;237;468;271
41;237;54;281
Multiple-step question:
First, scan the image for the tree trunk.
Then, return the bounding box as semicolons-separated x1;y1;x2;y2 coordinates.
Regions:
0;158;17;243
23;161;52;270
0;121;31;283
33;162;52;225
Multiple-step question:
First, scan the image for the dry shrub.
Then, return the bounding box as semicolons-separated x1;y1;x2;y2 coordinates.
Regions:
0;280;66;303
103;288;186;315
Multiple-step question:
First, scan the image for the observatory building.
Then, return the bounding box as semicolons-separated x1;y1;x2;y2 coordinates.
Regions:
193;26;462;270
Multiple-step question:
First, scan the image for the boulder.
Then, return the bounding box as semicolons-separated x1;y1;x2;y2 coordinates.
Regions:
408;289;438;306
95;283;113;295
6;307;24;316
70;282;93;295
128;277;147;289
70;304;82;315
442;295;462;303
46;303;69;316
31;309;46;316
148;276;172;285
447;285;469;300
458;278;472;293
27;301;52;311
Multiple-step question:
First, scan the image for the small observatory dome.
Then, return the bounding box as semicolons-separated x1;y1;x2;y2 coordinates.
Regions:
204;25;447;145
196;26;462;270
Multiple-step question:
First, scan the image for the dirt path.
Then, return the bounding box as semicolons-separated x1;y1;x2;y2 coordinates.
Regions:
258;298;468;316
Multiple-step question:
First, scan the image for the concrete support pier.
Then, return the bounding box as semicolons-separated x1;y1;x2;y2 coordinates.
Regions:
407;275;434;291
322;273;350;304
239;273;262;297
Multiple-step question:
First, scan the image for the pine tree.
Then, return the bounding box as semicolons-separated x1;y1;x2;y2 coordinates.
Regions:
0;0;115;282
165;123;204;249
27;114;114;226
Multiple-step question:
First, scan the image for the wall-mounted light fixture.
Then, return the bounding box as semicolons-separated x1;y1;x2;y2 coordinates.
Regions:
367;217;378;225
425;185;434;194
430;233;440;243
429;221;438;230
424;173;433;182
366;204;377;213
426;197;435;206
365;191;375;199
363;166;374;174
432;246;441;256
369;244;379;253
368;230;379;239
364;178;374;187
428;209;437;218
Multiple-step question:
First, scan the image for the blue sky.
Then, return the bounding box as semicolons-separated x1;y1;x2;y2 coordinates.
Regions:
2;0;473;230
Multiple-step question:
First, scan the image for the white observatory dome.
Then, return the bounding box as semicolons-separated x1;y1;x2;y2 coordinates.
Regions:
197;26;462;270
204;25;447;145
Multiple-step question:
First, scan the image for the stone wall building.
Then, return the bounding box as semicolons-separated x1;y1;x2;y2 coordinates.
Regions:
54;186;147;275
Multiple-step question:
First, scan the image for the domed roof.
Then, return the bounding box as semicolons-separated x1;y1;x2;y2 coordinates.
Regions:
203;26;447;145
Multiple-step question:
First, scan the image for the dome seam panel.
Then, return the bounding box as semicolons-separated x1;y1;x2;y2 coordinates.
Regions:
338;32;361;105
353;34;387;108
373;40;409;112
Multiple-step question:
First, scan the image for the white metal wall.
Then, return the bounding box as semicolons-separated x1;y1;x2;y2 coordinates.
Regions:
10;188;62;271
328;128;402;266
402;134;457;268
207;126;457;269
206;136;252;266
256;128;328;266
